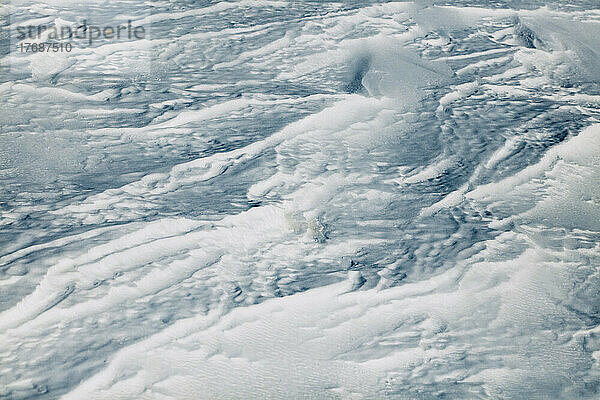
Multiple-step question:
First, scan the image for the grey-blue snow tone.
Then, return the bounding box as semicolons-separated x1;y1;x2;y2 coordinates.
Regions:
1;1;600;399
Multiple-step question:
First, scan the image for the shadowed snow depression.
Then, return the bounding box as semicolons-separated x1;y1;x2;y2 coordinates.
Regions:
1;1;600;399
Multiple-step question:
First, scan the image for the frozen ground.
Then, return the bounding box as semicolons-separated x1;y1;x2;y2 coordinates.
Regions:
1;1;600;399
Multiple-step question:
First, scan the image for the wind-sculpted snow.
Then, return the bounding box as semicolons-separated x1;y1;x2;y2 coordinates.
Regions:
1;1;600;399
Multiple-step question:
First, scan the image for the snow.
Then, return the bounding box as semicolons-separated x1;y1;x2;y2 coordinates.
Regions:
1;1;599;399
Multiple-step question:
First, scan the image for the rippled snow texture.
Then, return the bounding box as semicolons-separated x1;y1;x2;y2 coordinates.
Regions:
1;1;600;399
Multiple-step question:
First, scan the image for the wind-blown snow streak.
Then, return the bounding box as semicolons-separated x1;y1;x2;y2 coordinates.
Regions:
1;1;599;399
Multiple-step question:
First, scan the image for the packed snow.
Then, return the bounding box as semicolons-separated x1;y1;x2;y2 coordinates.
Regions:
1;1;599;399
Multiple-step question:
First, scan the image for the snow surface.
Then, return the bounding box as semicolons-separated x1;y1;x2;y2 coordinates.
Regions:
1;1;600;399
